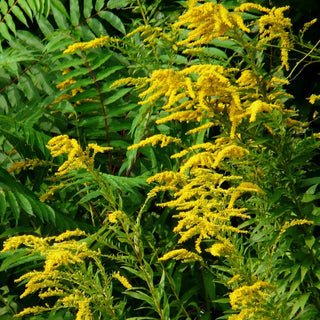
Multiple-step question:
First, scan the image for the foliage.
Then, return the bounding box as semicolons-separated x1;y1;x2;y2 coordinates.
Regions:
1;0;320;319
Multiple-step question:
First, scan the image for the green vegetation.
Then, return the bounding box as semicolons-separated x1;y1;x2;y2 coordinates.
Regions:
1;0;320;319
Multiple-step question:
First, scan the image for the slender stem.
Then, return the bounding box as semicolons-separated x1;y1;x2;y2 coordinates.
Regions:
288;39;320;80
80;52;113;173
136;0;148;25
0;55;44;95
120;219;165;320
0;293;15;315
0;0;19;25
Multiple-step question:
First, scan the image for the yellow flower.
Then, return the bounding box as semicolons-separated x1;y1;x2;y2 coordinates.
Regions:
308;94;320;104
108;210;126;223
237;4;292;70
112;271;132;289
236;70;258;88
15;306;52;317
206;240;235;257
127;134;182;150
46;135;112;176
63;36;119;54
173;3;250;47
228;274;241;285
8;158;50;173
159;248;203;263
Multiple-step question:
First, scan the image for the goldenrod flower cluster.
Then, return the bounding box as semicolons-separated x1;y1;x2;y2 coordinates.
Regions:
128;134;182;150
112;2;296;267
236;4;292;70
114;64;289;139
159;248;203;263
46;135;112;176
308;94;320;104
228;280;276;320
173;2;250;47
8;158;51;174
1;230;101;319
112;271;132;289
63;35;119;54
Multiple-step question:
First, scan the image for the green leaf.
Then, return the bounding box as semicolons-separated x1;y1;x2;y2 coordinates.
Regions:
4;14;16;34
37;15;54;36
77;190;102;204
0;250;43;272
103;88;131;105
12;5;29;27
204;47;228;59
121;266;147;281
70;0;80;26
95;65;123;81
0;190;7;222
99;11;126;35
19;75;40;100
83;0;93;18
6;191;20;224
31;65;55;95
90;53;112;70
108;103;138;118
124;291;156;308
17;0;33;20
87;17;108;37
15;192;34;216
0;0;8;14
95;0;105;11
16;30;43;50
289;293;311;319
0;23;11;41
107;0;131;9
51;0;70;29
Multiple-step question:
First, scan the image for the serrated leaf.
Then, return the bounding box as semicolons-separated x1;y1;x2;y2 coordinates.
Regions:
31;65;55;95
19;75;39;100
0;0;8;15
87;17;108;37
0;100;9;114
83;0;93;18
51;0;70;29
121;266;147;281
15;192;34;216
26;0;37;14
0;190;7;222
16;30;43;49
37;15;54;36
108;103;138;118
289;293;311;319
77;190;101;204
99;11;126;35
107;0;131;9
0;23;11;41
0;250;43;271
6;191;20;224
124;291;156;307
45;34;73;52
95;65;123;81
79;115;106;128
90;53;112;70
17;0;33;20
70;0;80;26
4;14;16;34
103;87;131;105
95;0;105;11
12;5;28;27
51;57;84;70
204;47;228;59
7;85;22;108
